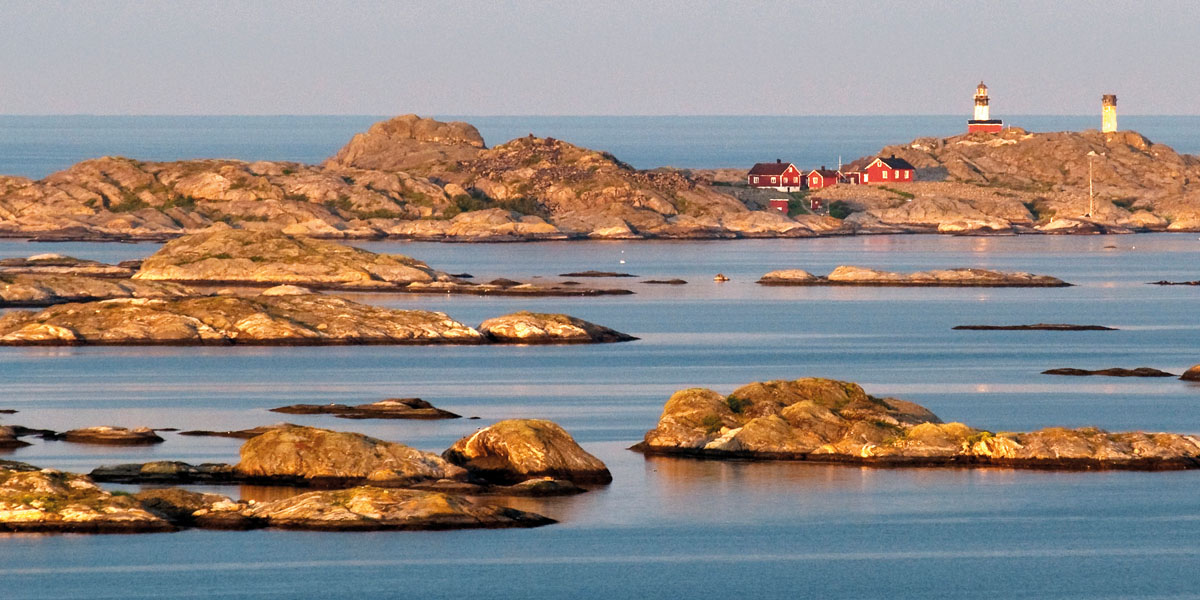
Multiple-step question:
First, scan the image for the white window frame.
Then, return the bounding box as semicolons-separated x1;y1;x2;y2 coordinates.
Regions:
753;176;759;184
882;171;888;179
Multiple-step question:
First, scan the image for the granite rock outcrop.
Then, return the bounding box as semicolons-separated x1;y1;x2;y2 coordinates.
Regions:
635;377;1200;469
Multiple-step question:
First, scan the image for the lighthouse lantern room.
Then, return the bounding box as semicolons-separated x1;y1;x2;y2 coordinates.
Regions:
967;81;1003;133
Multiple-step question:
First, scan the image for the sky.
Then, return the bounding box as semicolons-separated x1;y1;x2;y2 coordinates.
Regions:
1;0;1197;116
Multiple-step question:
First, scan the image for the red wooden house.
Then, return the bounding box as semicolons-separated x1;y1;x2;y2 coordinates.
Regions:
861;156;916;185
807;167;841;189
747;160;802;191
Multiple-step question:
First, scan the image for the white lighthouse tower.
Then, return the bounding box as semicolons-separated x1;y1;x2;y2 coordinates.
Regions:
1101;94;1118;133
967;81;1003;133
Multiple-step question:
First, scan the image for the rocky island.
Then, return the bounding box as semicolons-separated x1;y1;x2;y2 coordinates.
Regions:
633;377;1200;470
758;266;1069;287
0;287;634;345
0;462;554;533
0;273;195;307
0;114;839;241
92;421;609;493
125;229;631;296
1;114;1198;240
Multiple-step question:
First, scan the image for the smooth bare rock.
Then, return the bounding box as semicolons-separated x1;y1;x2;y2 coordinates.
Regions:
134;488;260;529
758;266;1068;287
0;254;133;277
90;461;237;484
757;269;822;285
443;419;612;484
1181;365;1200;382
0;468;174;533
0;293;485;346
636;377;1200;469
247;486;554;530
827;266;1068;287
1;273;196;307
134;229;442;288
0;426;31;449
478;311;636;344
270;398;460;420
58;426;164;445
323;114;486;172
235;425;467;486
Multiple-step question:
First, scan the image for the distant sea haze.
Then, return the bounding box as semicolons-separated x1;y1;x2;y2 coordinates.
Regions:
1;115;1198;179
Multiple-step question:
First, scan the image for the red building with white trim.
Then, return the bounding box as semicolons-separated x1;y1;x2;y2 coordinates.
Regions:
861;156;916;185
747;160;802;191
807;167;841;189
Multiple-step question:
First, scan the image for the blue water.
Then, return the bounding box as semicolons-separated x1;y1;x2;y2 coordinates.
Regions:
2;234;1200;598
2;115;1198;179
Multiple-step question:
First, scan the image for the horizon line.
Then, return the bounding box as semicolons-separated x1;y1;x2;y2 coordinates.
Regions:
1;113;1198;119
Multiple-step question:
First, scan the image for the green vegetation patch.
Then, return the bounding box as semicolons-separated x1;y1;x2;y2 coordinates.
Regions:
701;414;724;435
786;191;811;217
879;186;915;200
726;395;751;415
828;200;856;220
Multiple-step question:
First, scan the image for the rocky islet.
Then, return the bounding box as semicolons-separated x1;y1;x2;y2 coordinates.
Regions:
758;266;1070;287
634;377;1200;470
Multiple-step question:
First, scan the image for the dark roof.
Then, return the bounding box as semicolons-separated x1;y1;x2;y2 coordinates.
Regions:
809;168;840;178
878;156;916;170
748;162;794;176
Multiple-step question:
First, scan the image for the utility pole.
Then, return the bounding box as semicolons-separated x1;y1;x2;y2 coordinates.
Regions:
1086;151;1098;218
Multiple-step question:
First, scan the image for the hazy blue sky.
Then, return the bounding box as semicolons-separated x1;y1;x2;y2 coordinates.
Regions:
1;1;1197;115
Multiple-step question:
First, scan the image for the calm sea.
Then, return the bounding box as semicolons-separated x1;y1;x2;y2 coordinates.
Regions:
2;233;1200;599
1;115;1198;178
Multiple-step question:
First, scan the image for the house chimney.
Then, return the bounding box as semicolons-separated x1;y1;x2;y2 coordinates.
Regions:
821;165;826;170
776;158;781;163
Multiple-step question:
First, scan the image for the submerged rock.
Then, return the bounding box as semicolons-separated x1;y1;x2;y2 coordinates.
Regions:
177;425;285;439
635;377;1200;470
246;486;554;530
954;323;1116;331
758;266;1069;287
270;398;461;420
444;419;612;484
1043;367;1176;377
0;274;196;307
234;425;467;486
558;271;637;278
478;311;636;344
134;229;446;288
57;426;164;445
0;468;174;533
